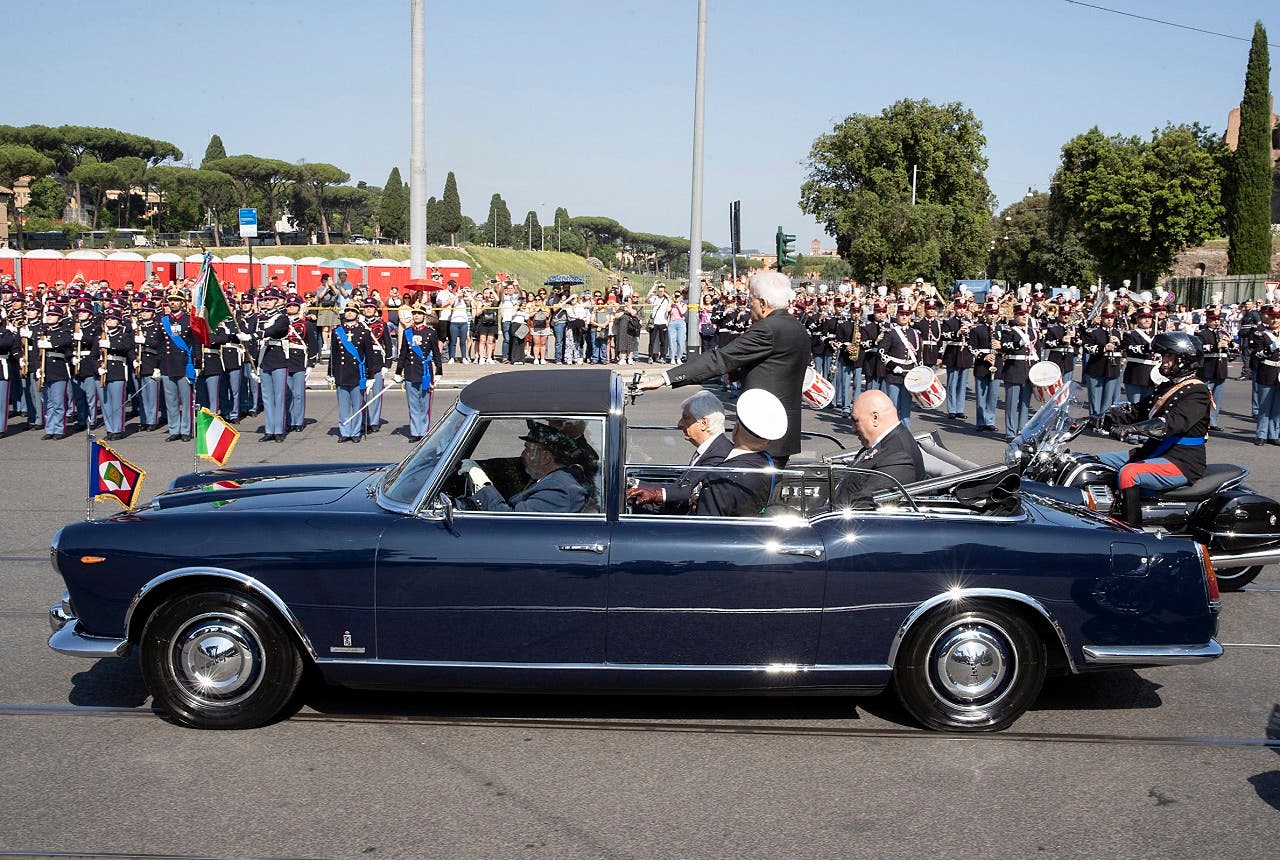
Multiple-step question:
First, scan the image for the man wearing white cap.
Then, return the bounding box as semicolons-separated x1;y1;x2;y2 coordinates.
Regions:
693;388;787;518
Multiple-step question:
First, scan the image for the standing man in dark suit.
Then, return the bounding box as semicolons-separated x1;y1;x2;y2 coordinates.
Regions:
636;272;810;466
626;390;733;513
833;389;925;506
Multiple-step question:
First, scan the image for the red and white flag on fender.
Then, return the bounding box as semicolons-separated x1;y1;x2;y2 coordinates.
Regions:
195;408;239;466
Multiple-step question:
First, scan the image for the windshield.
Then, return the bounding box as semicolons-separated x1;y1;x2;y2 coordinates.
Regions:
380;408;469;507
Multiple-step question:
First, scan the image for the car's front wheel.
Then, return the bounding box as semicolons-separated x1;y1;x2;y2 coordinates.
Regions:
894;603;1046;732
140;590;303;729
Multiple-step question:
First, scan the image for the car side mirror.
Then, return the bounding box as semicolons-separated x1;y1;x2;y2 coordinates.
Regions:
425;493;459;536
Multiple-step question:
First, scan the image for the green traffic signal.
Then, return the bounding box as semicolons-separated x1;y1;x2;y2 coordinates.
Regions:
775;226;797;270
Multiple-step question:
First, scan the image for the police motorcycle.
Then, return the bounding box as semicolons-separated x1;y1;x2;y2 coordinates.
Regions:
1005;383;1280;591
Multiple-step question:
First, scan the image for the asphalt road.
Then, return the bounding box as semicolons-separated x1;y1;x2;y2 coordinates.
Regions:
1;362;1276;860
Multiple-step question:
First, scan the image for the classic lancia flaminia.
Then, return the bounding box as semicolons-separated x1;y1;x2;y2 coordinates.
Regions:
48;370;1222;730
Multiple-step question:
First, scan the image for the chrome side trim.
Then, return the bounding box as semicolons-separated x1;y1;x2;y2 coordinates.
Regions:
314;657;891;673
886;588;1077;673
48;619;131;658
123;567;318;660
1204;531;1280;541
1082;640;1223;665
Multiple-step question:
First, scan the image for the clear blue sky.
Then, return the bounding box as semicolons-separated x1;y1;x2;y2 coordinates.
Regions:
7;1;1278;249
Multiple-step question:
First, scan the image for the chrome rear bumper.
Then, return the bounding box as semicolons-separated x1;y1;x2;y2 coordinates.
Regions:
48;592;130;658
1082;640;1222;666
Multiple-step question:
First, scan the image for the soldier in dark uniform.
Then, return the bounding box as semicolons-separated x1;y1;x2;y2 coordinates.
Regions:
859;301;886;393
98;309;135;440
236;292;261;417
997;302;1038;439
37;304;74;439
940;298;974;419
968;301;1001;432
395;305;444;442
218;312;245;424
877;302;922;427
1196;307;1231;431
360;297;394;433
1043;303;1078;386
1238;299;1263;418
18;302;44;430
69;301;103;430
1250;305;1280;446
283;294;315;434
157;288;198;441
0;304;15;436
256;290;291;442
806;303;836;380
328;303;375;443
1081;308;1124;419
197;316;230;418
1122;308;1159;404
133;302;164;431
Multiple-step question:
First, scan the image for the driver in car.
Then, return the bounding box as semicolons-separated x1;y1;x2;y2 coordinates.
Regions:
459;421;588;513
1099;331;1211;524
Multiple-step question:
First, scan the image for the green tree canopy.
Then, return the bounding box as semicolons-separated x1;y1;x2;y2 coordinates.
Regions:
296;162;350;244
1053;123;1226;285
483;193;513;246
1227;21;1274;274
206;155;299;245
989;191;1096;288
69;160;120;229
800;98;994;286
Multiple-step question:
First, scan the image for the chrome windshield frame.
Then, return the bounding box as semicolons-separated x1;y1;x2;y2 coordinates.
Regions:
375;404;478;516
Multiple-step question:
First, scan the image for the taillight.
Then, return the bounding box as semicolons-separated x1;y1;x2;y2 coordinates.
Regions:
1198;544;1220;605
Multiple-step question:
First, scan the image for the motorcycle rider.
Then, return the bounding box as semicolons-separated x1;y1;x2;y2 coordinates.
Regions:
1098;331;1211;525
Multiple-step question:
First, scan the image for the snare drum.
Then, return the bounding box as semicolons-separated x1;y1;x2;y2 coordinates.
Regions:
904;366;945;409
1029;360;1064;403
802;365;836;409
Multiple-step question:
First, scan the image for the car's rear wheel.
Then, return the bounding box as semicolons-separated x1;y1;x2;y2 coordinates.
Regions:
894;603;1046;732
1214;565;1263;591
140;590;303;729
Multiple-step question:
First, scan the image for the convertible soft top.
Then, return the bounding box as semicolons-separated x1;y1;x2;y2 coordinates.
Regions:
458;369;615;415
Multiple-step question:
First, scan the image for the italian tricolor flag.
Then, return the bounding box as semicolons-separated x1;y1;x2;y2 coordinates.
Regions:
196;408;240;466
189;253;232;347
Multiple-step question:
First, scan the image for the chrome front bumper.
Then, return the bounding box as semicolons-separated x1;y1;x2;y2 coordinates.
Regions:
48;591;131;658
1081;639;1223;666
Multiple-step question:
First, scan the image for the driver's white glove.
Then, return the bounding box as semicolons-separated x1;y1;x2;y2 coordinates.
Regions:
457;458;491;489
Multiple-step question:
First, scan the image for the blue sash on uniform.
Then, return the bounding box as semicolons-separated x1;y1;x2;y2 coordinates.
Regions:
405;328;433;391
1150;435;1207;458
161;316;195;382
334;325;366;389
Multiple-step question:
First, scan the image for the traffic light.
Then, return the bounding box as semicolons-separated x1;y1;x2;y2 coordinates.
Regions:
775;226;796;270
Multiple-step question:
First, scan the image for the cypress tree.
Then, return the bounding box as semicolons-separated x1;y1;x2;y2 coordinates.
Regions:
440;171;463;245
1227;21;1274;275
378;167;407;241
201;134;227;168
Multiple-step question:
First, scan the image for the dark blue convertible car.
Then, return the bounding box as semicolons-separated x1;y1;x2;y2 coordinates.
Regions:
48;370;1222;731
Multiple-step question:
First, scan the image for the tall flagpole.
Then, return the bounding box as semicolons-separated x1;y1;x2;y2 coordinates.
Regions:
409;0;427;279
686;0;708;356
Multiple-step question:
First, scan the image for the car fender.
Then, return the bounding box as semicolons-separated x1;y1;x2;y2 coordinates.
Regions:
886;587;1077;673
124;566;318;660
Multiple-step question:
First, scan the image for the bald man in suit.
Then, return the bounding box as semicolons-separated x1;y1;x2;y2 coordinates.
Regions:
834;389;925;506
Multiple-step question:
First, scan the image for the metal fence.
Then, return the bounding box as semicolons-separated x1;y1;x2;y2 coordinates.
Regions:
1163;274;1277;307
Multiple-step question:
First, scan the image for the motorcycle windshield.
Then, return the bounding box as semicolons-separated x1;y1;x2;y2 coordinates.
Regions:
1010;381;1080;451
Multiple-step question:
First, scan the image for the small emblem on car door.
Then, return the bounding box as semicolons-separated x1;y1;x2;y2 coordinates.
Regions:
330;630;365;654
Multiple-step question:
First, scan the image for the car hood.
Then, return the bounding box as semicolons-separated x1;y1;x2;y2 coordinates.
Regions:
153;466;383;512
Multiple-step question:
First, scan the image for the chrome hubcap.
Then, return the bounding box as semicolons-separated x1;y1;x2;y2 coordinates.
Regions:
172;615;262;704
929;622;1014;707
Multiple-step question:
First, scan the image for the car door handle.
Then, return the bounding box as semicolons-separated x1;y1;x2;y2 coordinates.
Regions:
558;543;607;554
777;544;824;558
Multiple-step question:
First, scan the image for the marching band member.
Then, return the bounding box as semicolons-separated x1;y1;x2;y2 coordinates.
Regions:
859;301;886;393
133;302;164;431
1043;303;1077;386
1250;305;1280;446
913;298;943;369
1081;307;1124;419
968;300;1001;432
832;300;861;415
1122;307;1159;404
257;290;290;442
70;301;103;431
283;293;315;434
38;304;74;440
940;298;973;420
1196;306;1230;431
98;309;134;440
877;302;922;427
997;302;1038;439
236;292;262;418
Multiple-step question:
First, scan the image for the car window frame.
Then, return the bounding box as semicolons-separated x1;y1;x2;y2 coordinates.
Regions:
377;405;478;515
422;411;609;520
